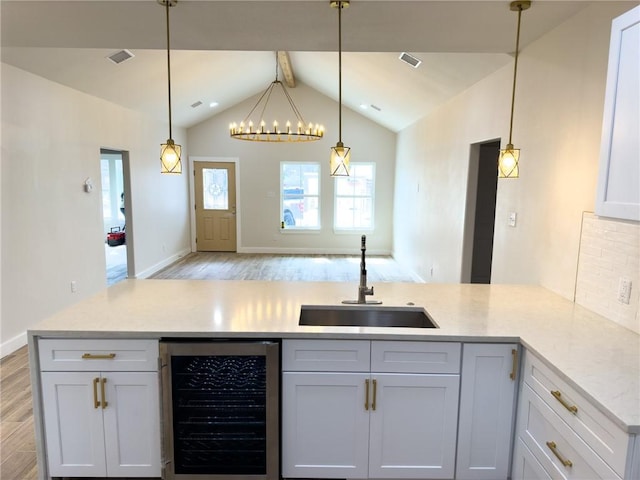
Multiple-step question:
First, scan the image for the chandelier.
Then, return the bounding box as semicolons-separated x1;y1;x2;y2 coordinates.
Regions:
229;53;324;142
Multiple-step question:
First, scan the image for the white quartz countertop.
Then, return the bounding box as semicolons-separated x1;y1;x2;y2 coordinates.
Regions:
29;279;640;433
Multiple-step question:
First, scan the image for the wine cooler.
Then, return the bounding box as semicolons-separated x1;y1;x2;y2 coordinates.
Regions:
160;341;279;480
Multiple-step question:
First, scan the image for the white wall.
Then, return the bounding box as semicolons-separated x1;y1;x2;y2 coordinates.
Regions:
188;83;397;254
393;2;635;299
0;64;191;355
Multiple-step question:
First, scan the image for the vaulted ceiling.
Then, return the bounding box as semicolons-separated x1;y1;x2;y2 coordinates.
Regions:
1;1;599;132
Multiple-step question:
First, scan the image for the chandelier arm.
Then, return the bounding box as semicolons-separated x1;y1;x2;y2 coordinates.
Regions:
165;0;173;139
508;6;523;146
257;82;278;126
279;82;307;125
240;82;275;125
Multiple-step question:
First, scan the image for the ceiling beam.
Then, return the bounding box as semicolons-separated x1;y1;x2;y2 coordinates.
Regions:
277;51;296;88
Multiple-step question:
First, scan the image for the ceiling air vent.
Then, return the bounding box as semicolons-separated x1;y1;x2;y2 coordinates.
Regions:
399;52;422;68
191;101;203;108
107;49;135;65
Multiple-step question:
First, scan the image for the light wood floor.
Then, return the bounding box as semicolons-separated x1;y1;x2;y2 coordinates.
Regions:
150;252;416;283
1;253;414;479
1;346;37;479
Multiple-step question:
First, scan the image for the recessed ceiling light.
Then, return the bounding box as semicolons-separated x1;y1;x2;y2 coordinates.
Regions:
209;102;219;108
399;52;422;68
359;104;369;110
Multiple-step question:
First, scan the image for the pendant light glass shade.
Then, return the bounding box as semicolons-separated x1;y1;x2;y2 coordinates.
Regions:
498;0;530;179
330;0;350;177
330;142;351;177
160;139;182;174
159;0;181;174
498;144;519;178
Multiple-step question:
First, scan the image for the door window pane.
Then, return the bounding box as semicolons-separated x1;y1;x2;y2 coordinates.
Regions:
203;168;228;210
281;163;320;229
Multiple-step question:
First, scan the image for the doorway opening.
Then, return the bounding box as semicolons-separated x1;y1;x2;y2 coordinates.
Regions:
100;149;133;285
461;140;500;284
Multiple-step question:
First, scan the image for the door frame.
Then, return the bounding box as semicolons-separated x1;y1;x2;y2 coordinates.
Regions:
461;139;500;283
189;157;241;253
100;148;135;281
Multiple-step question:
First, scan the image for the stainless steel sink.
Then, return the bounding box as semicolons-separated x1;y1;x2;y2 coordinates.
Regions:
299;305;438;328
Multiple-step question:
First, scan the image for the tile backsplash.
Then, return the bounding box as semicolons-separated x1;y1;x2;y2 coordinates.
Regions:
575;212;640;334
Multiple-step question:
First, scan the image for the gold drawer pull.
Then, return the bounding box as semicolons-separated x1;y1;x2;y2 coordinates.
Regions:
372;379;377;411
546;441;573;467
365;379;370;411
551;390;578;414
93;377;100;409
82;353;116;360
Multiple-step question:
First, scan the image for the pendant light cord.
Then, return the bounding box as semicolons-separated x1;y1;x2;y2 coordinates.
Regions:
165;0;173;140
338;1;343;144
508;6;523;145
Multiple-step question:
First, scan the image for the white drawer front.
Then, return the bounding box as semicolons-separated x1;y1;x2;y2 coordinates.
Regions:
523;351;629;476
39;339;159;372
371;341;461;373
518;384;621;480
282;339;370;372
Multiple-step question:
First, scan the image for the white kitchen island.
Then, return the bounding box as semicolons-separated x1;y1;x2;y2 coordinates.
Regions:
27;279;640;479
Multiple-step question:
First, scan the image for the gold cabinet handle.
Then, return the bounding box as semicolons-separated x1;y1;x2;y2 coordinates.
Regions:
546;441;573;467
372;379;377;411
100;378;108;409
551;390;578;414
93;377;100;409
82;353;116;360
365;379;370;410
510;349;518;380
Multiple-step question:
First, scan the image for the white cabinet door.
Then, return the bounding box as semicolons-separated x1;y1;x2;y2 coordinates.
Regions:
281;372;370;479
595;5;640;221
512;438;553;480
456;343;518;480
41;371;161;478
368;373;459;479
41;372;107;477
102;372;161;477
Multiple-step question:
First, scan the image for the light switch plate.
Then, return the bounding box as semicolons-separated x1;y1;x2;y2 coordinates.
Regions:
617;277;632;304
508;212;517;227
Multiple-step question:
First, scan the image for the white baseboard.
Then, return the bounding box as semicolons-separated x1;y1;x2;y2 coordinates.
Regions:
1;332;27;358
135;248;192;279
237;246;392;256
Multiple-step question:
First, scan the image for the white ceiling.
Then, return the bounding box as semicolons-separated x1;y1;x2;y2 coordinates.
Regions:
0;1;607;132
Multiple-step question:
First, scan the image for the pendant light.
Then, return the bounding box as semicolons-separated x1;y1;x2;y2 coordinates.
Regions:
498;0;531;179
159;0;182;174
330;0;350;177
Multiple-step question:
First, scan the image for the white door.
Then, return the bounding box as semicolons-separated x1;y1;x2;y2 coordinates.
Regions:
194;161;237;251
456;343;518;480
102;372;161;477
281;372;370;479
368;373;460;479
41;372;107;477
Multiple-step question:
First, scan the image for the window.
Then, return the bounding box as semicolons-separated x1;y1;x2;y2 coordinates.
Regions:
334;163;375;230
281;162;320;229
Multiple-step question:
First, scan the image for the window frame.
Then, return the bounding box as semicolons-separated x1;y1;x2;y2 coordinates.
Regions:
333;162;376;232
280;161;322;231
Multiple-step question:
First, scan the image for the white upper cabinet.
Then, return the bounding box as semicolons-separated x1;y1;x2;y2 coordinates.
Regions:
595;5;640;221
